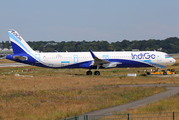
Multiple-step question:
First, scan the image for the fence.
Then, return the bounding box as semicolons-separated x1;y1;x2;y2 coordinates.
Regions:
64;112;179;120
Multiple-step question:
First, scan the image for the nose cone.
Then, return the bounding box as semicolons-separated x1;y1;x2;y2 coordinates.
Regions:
173;58;176;64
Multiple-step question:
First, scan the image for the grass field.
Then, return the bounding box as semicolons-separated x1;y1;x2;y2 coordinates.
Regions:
106;93;179;120
0;58;179;119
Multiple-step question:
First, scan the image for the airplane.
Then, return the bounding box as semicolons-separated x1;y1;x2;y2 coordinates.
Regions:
5;29;176;75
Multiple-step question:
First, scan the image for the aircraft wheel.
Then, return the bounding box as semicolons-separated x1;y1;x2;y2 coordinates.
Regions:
86;71;92;75
94;71;100;75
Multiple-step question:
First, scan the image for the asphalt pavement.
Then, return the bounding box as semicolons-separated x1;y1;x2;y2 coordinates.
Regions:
79;84;179;120
0;63;29;67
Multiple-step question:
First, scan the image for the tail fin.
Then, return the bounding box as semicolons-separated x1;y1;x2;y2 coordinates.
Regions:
8;29;35;54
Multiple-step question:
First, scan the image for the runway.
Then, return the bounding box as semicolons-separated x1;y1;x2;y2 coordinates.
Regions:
76;84;179;119
0;63;29;67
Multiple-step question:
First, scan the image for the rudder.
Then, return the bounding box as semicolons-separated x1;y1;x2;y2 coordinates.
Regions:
8;30;35;54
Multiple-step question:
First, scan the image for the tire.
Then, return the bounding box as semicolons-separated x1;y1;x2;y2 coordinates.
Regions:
94;71;100;75
86;71;92;75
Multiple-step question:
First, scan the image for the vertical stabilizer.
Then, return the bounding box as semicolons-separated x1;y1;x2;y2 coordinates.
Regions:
8;30;35;54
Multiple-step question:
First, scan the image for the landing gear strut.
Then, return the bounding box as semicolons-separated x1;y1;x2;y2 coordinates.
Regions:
94;65;100;75
86;65;101;75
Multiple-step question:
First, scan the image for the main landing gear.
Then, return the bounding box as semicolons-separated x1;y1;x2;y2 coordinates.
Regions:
86;70;100;75
94;71;100;75
86;70;92;75
86;65;101;75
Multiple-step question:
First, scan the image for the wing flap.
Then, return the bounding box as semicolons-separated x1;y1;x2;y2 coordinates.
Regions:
102;62;122;68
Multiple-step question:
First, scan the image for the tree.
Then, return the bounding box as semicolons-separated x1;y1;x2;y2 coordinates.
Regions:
108;44;114;51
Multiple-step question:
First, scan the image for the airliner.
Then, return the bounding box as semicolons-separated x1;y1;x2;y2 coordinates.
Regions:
5;29;176;75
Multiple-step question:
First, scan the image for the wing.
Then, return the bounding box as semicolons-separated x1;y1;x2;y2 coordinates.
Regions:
89;49;121;68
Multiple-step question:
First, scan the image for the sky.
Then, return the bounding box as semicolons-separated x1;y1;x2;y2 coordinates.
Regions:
1;0;179;43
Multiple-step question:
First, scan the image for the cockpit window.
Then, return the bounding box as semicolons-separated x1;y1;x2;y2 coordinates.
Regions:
165;54;171;58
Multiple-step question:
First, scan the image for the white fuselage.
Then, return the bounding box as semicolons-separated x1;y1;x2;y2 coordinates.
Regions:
33;51;175;68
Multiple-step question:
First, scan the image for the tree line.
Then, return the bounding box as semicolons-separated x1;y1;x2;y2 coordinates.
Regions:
1;37;179;53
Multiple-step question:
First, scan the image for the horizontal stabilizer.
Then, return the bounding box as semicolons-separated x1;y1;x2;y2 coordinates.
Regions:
13;56;27;61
